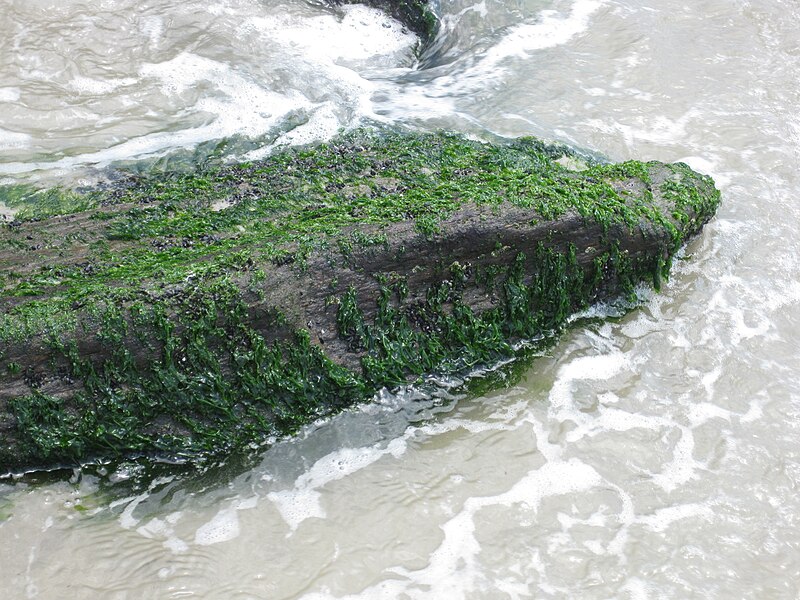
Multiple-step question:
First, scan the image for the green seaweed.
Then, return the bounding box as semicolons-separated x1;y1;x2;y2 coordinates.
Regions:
0;129;720;472
1;131;712;308
0;184;101;220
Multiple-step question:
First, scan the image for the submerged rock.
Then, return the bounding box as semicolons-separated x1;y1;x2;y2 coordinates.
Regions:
0;129;720;473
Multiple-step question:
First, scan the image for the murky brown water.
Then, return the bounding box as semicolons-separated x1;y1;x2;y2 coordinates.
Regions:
3;0;800;598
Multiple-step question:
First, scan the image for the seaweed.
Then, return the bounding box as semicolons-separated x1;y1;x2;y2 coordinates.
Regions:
0;129;721;473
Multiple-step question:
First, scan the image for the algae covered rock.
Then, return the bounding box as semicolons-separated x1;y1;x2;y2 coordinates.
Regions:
0;129;720;473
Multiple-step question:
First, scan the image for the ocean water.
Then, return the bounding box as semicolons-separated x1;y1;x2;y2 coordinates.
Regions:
2;0;800;597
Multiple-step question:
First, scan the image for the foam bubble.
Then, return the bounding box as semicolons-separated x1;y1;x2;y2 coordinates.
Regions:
455;0;488;18
581;106;709;156
268;488;325;532
114;492;150;529
620;311;664;339
194;506;240;545
677;155;725;183
740;396;765;424
557;353;628;382
687;401;731;427
572;405;664;440
0;3;419;179
131;515;187;552
621;578;654;600
244;103;343;161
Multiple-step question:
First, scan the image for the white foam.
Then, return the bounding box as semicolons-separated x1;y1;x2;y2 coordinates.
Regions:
129;514;187;553
638;502;713;533
372;0;604;123
192;495;258;546
700;365;722;397
0;87;21;102
581;106;709;156
677;155;724;182
0;4;418;178
548;352;630;414
557;353;628;382
0;127;31;150
650;425;701;493
113;475;178;530
576;405;663;438
65;76;137;96
740;395;765;424
206;3;232;17
620;311;663;339
621;578;654;600
114;492;150;529
272;386;528;537
537;343;711;506
687;402;731;427
138;15;164;48
243;103;343;161
482;0;603;69
194;505;240;545
455;0;488;19
268;439;407;531
10;51;318;171
267;487;326;533
247;5;416;65
299;459;602;600
140;52;312;137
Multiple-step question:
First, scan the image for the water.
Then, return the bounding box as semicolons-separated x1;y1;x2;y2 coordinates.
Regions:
0;0;418;185
2;0;800;597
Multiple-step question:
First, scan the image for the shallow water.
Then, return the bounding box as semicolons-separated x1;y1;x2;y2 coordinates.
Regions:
3;0;800;598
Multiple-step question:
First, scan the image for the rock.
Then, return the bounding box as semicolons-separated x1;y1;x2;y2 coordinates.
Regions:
0;129;720;473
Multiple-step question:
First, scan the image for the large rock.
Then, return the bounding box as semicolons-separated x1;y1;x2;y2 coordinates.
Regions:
0;129;720;473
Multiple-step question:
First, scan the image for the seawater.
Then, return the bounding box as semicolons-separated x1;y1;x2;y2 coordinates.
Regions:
2;0;800;598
